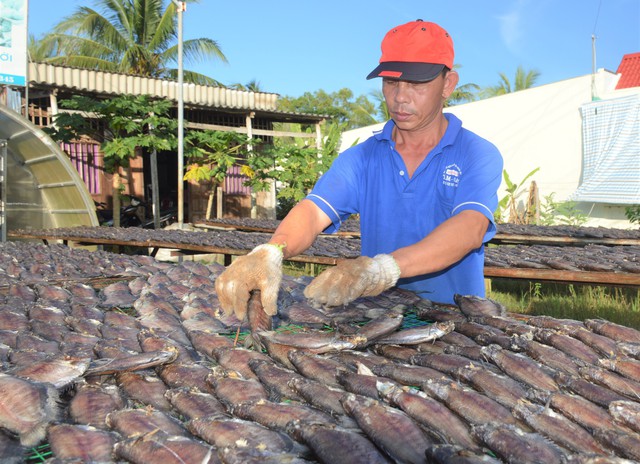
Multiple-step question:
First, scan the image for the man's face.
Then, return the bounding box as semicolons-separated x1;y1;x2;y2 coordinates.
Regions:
382;71;458;132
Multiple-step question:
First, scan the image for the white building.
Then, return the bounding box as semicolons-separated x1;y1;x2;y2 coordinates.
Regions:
339;62;640;229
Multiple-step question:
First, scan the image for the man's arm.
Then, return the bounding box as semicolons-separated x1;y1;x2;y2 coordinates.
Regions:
269;199;333;259
391;209;489;278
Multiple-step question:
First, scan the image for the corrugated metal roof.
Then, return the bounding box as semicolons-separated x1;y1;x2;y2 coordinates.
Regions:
28;62;280;111
616;52;640;90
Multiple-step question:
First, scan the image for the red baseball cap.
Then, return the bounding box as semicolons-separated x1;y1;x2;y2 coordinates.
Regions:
367;19;454;82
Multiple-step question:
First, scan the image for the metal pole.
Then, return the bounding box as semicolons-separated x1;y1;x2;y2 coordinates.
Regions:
172;0;185;228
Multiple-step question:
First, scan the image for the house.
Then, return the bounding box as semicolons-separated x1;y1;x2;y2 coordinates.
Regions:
1;62;326;223
339;56;640;229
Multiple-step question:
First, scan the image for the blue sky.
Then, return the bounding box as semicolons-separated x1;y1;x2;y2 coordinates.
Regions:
28;0;640;98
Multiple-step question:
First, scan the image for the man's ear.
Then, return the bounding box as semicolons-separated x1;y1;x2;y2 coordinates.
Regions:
443;70;460;99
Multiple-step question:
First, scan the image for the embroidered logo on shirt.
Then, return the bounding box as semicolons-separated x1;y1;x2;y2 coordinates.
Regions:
442;164;461;187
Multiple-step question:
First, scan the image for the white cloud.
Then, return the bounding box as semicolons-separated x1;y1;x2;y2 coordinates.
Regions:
497;0;529;55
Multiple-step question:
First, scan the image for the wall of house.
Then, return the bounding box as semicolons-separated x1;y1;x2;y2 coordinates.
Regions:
339;70;639;229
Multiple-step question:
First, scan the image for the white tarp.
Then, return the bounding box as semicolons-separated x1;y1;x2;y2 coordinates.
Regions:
570;94;640;204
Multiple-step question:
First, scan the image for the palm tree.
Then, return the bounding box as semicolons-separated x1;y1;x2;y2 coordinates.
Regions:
445;82;480;107
40;0;226;85
481;65;541;98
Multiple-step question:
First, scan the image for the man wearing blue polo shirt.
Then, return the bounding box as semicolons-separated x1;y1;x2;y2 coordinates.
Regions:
215;19;503;319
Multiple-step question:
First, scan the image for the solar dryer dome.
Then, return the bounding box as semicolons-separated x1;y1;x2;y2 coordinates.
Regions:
0;105;98;233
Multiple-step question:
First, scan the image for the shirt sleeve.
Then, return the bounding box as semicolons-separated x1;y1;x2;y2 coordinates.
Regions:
305;144;365;233
451;138;504;243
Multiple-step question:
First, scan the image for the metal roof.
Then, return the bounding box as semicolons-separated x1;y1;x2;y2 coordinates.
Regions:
29;62;280;112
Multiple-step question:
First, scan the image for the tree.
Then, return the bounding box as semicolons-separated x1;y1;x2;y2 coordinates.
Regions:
481;65;541;98
39;0;226;85
44;94;178;227
182;130;255;220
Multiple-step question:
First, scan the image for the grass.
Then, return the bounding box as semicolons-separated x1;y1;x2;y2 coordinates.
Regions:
284;262;640;330
488;279;640;330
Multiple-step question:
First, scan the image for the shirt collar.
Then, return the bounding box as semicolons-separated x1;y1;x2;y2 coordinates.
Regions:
374;113;463;149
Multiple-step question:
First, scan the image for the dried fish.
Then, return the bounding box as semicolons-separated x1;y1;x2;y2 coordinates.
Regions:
187;415;303;455
245;289;272;351
422;377;521;428
206;368;269;409
584;319;640;344
287;350;349;388
411;352;489;376
106;407;188;438
116;372;173;411
341;393;433;464
370;360;451;386
371;343;419;363
454;363;529;409
287;421;391;464
546;392;626;434
69;383;125;428
248;358;305;402
232;398;336;432
569;327;619;358
472;423;567;464
443;344;485;361
593;429;640;461
533;328;601;365
374;320;455;345
355;312;404;344
425;444;502;463
288;376;349;417
187;330;234;358
256;329;365;354
480;344;559;392
47;423;117;462
157;362;212;392
0;373;59;446
609;400;640;433
165;387;226;421
377;380;481;450
579;365;640;400
553;372;627;408
510;334;582;376
85;349;178;376
212;346;271;381
599;357;640;382
512;398;608;454
454;294;505;317
10;355;90;389
114;432;218;464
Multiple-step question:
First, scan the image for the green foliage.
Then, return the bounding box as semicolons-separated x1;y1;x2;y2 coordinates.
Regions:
183;131;256;186
481;65;541;98
45;94;177;172
625;205;640;225
39;0;226;85
495;167;540;223
539;193;589;226
246;121;345;209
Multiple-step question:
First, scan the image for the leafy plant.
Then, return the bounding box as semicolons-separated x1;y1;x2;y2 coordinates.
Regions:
625;205;640;225
495;167;540;223
539;193;588;226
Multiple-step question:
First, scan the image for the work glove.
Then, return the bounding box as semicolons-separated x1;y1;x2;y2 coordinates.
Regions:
304;254;401;308
215;244;283;320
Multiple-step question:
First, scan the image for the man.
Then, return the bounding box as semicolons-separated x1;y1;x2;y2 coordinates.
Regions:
215;19;503;321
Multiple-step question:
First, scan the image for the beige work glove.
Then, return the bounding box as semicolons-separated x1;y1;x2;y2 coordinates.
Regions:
304;254;401;308
214;244;283;320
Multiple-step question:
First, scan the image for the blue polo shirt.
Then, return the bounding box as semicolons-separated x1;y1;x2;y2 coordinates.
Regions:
306;113;503;304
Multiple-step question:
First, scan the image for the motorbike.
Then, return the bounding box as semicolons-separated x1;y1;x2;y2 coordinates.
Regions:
95;195;177;228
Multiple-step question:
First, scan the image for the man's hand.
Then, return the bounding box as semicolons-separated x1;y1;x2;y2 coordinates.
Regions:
215;244;284;320
304;254;401;308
